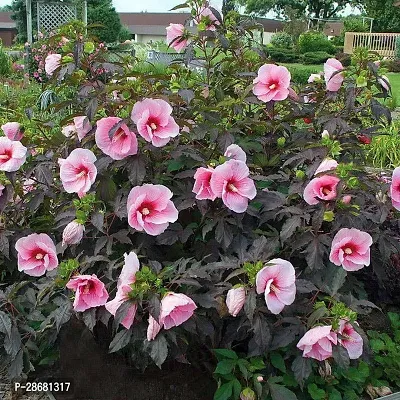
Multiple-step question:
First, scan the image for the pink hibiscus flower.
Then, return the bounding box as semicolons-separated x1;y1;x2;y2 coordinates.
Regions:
1;122;23;141
324;58;344;92
58;148;97;198
390;167;400;210
224;144;247;162
127;184;179;236
314;159;338;176
66;274;109;312
303;175;340;205
15;233;58;276
338;320;363;359
95;117;138;160
166;23;188;52
74;116;92;141
0;137;27;172
45;53;61;76
297;325;338;361
160;292;197;330
329;228;373;271
193;167;217;200
253;64;291;103
131;98;180;147
210;159;257;213
226;286;246;317
195;7;221;31
105;252;140;329
256;258;296;314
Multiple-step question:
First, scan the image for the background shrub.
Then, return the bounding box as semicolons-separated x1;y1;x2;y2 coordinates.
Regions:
0;45;11;76
301;51;332;64
396;36;400;60
266;47;301;63
298;31;335;54
387;59;400;72
270;31;293;49
286;64;321;84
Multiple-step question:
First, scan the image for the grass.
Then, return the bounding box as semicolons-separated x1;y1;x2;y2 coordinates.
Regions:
388;73;400;97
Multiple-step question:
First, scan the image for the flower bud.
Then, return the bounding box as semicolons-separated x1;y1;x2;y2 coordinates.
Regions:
256;376;264;382
226;286;246;317
277;137;286;147
321;130;329;138
295;170;305;179
240;388;256;400
342;195;352;204
62;220;85;246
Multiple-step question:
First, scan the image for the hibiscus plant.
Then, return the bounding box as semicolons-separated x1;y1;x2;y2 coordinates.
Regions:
0;1;399;398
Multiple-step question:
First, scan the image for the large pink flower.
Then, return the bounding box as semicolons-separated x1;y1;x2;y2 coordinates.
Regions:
15;233;58;277
253;64;291;103
131;99;179;147
314;159;338;176
226;287;246;317
297;325;338;361
303;175;340;205
210;160;257;213
256;258;296;314
195;7;221;31
45;53;61;76
0;137;27;172
329;228;372;271
390;167;400;210
193;167;217;200
105;252;140;329
95;117;138;160
74;116;92;141
1;122;23;141
160;292;197;330
127;184;179;236
324;58;344;92
66;274;109;312
338;320;363;359
224;144;247;162
166;23;188;52
58;148;97;198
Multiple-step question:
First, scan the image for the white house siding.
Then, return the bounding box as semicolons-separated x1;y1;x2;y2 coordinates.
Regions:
135;34;166;44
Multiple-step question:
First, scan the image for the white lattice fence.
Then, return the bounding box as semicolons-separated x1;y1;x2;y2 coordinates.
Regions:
37;2;77;33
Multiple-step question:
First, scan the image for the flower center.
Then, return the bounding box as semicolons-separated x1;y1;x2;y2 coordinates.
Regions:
35;253;44;260
270;282;280;293
0;154;10;160
113;128;126;141
76;170;87;179
228;183;238;192
141;207;150;216
344;247;353;255
322;187;331;195
83;281;93;294
269;83;277;90
150;123;157;131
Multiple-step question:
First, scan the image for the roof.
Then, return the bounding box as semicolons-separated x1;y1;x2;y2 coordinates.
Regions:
0;12;15;29
0;11;284;34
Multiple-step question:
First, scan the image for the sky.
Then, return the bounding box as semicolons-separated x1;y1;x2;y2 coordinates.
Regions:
0;0;223;12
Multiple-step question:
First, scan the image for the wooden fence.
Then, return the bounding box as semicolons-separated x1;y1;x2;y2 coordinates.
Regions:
344;32;400;59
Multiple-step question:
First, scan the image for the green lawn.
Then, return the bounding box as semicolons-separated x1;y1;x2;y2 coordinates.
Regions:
388;73;400;97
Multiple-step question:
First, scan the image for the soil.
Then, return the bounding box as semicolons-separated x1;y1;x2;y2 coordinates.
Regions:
38;318;216;400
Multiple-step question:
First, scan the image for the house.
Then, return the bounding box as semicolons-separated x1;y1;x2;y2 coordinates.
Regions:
0;12;17;46
0;11;284;47
323;22;344;37
119;12;284;45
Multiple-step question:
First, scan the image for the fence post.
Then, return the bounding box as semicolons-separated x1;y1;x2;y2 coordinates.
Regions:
344;32;355;54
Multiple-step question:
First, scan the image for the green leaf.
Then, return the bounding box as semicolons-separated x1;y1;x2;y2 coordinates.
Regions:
307;383;326;400
232;379;242;400
249;357;266;371
214;381;233;400
215;359;237;375
148;335;168;368
269;382;298;400
237;359;250;380
109;329;132;353
167;158;185;173
270;352;286;373
214;349;239;360
329;388;342;400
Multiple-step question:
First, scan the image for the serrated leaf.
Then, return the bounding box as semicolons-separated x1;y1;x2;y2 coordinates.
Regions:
253;314;270;354
332;344;350;369
128;155;146;186
307;383;326;400
269;382;298;400
215;220;234;249
215;359;237;375
109;329;132;353
291;355;312;388
244;289;256;322
214;381;233;400
91;212;104;231
8;349;23;378
280;216;301;242
214;349;239;360
270;352;286;373
148;334;168;368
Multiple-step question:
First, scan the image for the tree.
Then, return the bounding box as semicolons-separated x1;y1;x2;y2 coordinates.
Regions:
238;0;361;20
87;0;123;43
222;0;238;15
363;0;400;33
